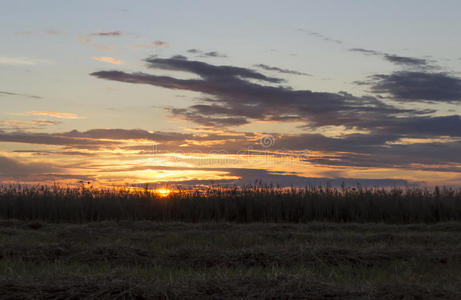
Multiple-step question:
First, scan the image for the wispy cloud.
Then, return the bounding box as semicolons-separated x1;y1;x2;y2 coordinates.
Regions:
254;64;311;76
0;90;41;99
152;41;169;48
94;31;122;37
0;119;58;130
92;56;123;65
186;49;227;58
134;41;170;48
26;111;84;119
77;31;124;51
78;31;123;42
298;29;342;44
350;48;431;68
0;56;38;65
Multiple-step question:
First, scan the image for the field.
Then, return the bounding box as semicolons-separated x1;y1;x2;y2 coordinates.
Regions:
1;221;461;299
1;185;461;299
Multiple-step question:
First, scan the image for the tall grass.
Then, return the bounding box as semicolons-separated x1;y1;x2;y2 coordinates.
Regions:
0;184;460;223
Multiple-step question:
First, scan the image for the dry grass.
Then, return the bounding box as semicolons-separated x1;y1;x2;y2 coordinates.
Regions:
1;184;461;223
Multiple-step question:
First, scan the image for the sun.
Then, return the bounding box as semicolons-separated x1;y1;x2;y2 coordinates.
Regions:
155;188;171;197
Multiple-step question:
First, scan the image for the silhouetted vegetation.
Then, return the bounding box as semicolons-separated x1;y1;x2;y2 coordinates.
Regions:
1;184;460;223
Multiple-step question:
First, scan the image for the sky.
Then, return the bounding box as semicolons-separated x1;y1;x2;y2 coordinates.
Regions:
1;0;461;187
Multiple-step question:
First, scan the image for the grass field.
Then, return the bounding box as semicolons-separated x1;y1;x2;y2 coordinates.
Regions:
1;220;461;299
1;185;461;298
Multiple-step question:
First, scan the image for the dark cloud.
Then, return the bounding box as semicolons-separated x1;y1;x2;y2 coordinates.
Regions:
0;155;58;177
186;49;227;58
13;150;96;157
254;64;311;76
62;129;191;142
2;126;461;173
0;130;117;147
92;56;427;129
350;48;430;68
87;57;461;173
170;55;188;60
144;56;281;83
349;48;381;55
304;141;461;171
383;54;428;67
366;71;461;102
0;129;236;150
201;51;227;58
0;154;93;182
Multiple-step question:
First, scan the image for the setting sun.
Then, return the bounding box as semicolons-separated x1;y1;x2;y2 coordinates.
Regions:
155;188;171;197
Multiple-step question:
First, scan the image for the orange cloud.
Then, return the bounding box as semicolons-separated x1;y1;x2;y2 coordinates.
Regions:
92;56;123;65
27;111;84;119
152;41;170;48
0;119;58;129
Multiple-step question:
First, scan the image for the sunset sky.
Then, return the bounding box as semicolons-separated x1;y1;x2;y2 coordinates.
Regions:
2;0;461;187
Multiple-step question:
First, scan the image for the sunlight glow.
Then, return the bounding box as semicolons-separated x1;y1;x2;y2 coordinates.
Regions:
155;188;171;197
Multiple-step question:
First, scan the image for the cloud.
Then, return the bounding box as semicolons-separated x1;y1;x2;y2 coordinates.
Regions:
0;119;58;130
0;155;94;183
0;90;41;99
170;55;188;60
152;41;170;47
2;126;461;174
0;130;118;147
349;48;380;55
0;155;59;177
79;31;123;42
299;29;342;44
92;56;123;65
134;167;410;187
86;56;461;174
186;49;227;58
349;48;430;68
186;49;201;54
254;64;311;76
201;51;227;58
135;41;170;48
94;31;122;37
364;71;461;102
0;56;39;65
383;54;428;67
77;31;123;51
26;111;84;119
91;56;426;129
